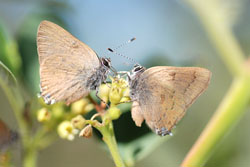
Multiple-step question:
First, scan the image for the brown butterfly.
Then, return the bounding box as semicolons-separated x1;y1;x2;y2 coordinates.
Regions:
0;119;18;151
37;20;114;105
128;64;211;136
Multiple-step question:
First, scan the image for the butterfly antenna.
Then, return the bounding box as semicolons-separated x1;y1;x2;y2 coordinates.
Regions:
111;37;136;51
107;37;137;64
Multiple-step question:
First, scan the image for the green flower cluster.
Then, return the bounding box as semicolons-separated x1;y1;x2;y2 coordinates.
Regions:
37;76;130;141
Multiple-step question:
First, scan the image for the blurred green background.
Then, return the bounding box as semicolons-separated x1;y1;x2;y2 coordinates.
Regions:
1;0;250;167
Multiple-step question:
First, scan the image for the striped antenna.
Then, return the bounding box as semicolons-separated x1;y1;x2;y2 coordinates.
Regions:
107;37;137;64
111;37;136;51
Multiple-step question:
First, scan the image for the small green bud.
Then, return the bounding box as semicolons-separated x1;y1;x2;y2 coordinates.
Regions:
52;105;64;118
108;107;121;120
71;115;86;129
37;108;51;122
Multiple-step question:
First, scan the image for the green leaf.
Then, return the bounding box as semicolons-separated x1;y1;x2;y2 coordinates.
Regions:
0;60;23;112
0;60;17;88
119;133;171;167
0;60;28;144
0;20;22;76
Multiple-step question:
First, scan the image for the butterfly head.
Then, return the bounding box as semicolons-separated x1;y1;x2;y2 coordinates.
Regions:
101;58;111;69
101;57;117;74
133;64;145;72
131;64;146;78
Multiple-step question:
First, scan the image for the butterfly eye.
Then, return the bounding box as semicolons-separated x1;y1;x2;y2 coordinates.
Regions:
102;58;110;67
134;67;141;72
134;65;144;72
133;64;144;72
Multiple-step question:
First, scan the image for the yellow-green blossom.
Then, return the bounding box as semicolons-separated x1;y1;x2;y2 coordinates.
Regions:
109;77;128;105
52;104;64;118
98;84;111;103
71;98;91;114
120;87;131;103
71;115;86;129
37;108;51;122
84;103;94;112
57;121;78;141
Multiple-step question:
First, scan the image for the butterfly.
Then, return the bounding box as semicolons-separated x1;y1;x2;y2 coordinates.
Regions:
37;20;114;105
128;64;211;136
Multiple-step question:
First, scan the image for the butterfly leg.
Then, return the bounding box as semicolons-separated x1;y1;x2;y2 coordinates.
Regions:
117;71;132;85
103;80;111;88
95;87;110;108
117;71;130;78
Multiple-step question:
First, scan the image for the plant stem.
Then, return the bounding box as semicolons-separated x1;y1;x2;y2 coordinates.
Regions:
181;76;250;167
181;1;250;166
23;147;38;167
98;122;125;167
184;1;245;76
0;62;39;166
0;83;28;142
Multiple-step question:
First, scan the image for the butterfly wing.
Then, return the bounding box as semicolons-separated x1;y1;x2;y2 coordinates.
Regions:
37;20;100;105
135;66;211;136
37;20;99;65
131;101;144;127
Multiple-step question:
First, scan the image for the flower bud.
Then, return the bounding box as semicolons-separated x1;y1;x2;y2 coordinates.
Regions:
108;107;121;120
109;77;128;105
52;105;64;118
71;115;86;129
79;125;93;138
98;84;111;103
37;108;51;122
84;103;94;113
120;87;131;103
109;87;123;105
71;98;89;114
57;121;78;141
